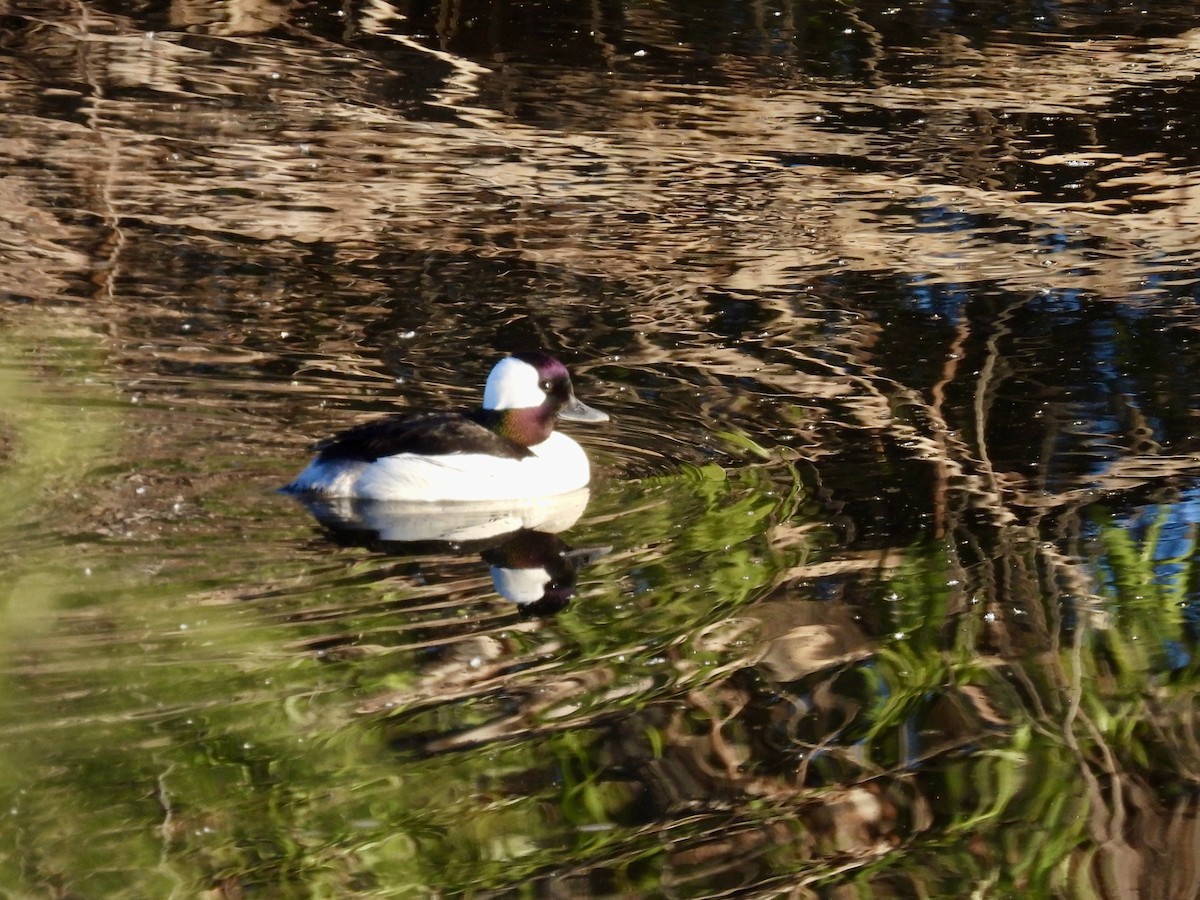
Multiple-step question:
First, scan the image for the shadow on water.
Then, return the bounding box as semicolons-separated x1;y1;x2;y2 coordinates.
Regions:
6;0;1200;896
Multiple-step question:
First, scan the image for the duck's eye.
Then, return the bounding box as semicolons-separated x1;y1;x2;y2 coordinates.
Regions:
539;379;552;392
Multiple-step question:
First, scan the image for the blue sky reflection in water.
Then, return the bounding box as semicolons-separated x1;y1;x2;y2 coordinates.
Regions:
4;0;1200;895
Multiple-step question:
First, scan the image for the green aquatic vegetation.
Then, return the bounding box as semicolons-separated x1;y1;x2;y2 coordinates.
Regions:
623;515;1200;898
1087;505;1190;676
0;335;119;523
854;513;1200;896
6;319;1200;897
0;362;826;896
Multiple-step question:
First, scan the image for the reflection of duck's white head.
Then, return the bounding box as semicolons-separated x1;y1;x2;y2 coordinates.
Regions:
486;530;575;601
483;530;597;617
490;564;566;606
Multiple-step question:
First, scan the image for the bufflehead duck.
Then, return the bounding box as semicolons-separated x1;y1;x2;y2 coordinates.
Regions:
284;353;608;502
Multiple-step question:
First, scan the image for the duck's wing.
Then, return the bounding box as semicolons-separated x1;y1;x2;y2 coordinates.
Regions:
313;412;531;462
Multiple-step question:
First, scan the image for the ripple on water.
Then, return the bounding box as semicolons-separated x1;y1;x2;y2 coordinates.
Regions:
8;0;1200;895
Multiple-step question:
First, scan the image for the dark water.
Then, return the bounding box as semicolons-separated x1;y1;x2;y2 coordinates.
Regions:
5;1;1200;896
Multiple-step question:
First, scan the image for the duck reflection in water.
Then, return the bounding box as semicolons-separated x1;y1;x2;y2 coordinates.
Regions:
288;488;609;617
482;530;609;618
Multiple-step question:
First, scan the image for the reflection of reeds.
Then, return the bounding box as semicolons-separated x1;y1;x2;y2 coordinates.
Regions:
8;4;1200;308
530;512;1200;897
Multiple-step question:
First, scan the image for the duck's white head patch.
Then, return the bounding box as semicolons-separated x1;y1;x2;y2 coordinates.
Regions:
483;356;547;410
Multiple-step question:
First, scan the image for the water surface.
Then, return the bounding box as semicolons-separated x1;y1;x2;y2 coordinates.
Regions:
4;1;1200;896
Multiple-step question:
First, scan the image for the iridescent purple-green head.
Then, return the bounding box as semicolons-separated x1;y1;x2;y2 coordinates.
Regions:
482;352;608;447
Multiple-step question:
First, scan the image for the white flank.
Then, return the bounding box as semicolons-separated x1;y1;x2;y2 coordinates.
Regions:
295;432;591;502
287;458;368;496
